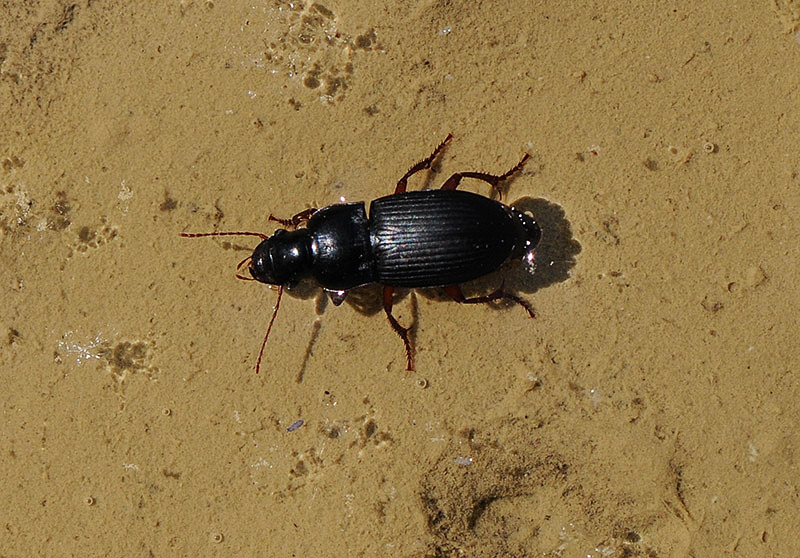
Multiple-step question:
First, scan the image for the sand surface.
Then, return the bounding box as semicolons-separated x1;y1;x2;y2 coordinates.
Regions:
2;1;800;556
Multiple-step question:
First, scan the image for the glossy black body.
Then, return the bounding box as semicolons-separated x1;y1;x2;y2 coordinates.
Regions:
249;189;541;291
182;136;539;372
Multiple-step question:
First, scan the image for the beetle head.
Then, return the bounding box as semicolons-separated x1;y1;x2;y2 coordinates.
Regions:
250;229;313;286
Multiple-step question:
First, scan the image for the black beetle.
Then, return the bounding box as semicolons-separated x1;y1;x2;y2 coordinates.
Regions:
181;135;541;371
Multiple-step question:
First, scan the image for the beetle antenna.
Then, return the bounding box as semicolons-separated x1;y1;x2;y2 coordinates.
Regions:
180;231;269;240
256;285;284;374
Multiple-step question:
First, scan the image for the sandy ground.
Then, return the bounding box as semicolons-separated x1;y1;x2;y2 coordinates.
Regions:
2;1;800;556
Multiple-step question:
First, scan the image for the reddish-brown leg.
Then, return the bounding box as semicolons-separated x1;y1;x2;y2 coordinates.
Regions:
440;153;530;198
443;284;535;319
394;134;453;194
269;208;318;229
382;286;414;370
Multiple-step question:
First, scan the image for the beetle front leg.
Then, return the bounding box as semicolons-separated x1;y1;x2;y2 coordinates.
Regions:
382;286;415;370
443;285;535;319
394;134;453;194
269;208;318;229
440;153;530;198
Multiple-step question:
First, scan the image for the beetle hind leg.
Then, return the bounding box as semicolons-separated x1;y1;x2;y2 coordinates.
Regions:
382;286;415;370
443;285;535;319
440;153;530;198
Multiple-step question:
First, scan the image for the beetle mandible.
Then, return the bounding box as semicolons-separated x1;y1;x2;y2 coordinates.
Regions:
181;135;541;372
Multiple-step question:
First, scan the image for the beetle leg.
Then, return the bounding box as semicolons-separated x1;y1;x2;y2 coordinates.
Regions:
440;153;530;198
443;285;535;319
269;208;318;229
382;286;415;370
394;134;453;194
327;289;348;306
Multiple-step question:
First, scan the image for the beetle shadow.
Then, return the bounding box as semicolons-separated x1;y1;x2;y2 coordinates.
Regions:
285;281;386;316
286;198;580;314
502;196;581;295
278;197;578;365
412;197;580;308
284;281;416;379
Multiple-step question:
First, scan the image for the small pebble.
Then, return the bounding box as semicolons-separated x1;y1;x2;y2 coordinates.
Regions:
287;419;304;432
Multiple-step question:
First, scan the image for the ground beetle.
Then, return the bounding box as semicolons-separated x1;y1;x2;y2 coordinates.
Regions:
181;135;541;372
